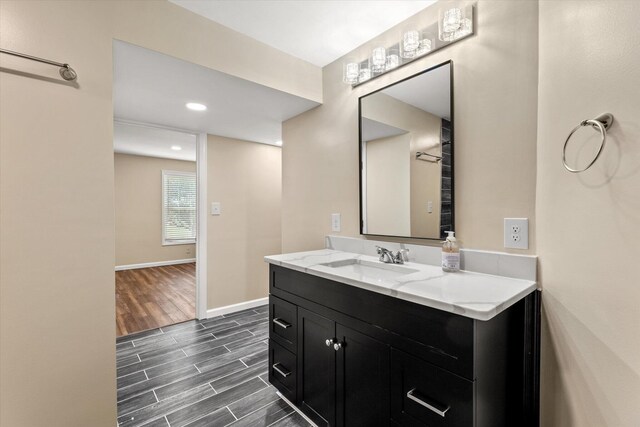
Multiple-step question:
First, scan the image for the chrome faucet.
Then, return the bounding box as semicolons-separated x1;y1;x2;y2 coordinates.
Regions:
376;246;410;264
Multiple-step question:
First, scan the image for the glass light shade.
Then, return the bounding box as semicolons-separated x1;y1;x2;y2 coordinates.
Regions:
439;7;463;41
415;38;433;56
343;61;360;84
455;18;473;38
358;58;371;84
401;30;420;56
358;67;372;83
385;46;400;71
371;47;386;73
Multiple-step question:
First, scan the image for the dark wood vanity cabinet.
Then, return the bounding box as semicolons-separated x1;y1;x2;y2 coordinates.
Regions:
268;264;540;427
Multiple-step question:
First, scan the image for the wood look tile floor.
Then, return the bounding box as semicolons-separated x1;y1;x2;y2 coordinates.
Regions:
116;263;196;337
116;306;313;427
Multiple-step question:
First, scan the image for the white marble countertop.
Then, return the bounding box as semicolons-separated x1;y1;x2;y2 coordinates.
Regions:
265;249;537;321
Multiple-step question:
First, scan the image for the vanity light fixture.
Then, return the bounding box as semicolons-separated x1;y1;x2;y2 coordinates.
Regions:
342;3;474;87
171;145;182;151
186;102;207;111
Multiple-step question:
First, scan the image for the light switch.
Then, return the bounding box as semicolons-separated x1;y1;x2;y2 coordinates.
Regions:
427;201;433;213
331;213;341;232
211;202;221;216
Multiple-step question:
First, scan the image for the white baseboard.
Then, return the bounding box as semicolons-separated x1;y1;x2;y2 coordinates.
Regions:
115;258;196;271
206;297;268;318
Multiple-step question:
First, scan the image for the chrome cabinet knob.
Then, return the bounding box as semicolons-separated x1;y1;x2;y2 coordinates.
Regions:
333;342;343;351
325;338;335;347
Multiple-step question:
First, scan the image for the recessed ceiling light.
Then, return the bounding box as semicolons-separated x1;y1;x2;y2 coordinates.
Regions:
171;145;182;151
186;102;207;111
274;140;283;146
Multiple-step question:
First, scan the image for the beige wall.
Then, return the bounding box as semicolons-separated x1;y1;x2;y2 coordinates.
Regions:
114;153;196;266
362;92;442;237
207;135;282;310
537;1;640;426
282;0;538;252
365;134;411;236
0;1;319;426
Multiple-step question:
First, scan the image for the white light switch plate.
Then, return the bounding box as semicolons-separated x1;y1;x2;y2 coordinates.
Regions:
331;213;341;232
211;202;221;216
504;218;528;249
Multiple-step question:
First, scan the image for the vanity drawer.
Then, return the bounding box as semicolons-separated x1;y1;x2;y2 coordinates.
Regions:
268;339;297;403
391;349;473;427
269;295;297;353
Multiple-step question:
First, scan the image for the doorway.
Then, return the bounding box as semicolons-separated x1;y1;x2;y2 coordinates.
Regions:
113;121;205;336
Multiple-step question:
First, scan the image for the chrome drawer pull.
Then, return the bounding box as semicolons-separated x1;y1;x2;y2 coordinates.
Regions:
272;318;291;329
407;388;450;417
272;363;291;378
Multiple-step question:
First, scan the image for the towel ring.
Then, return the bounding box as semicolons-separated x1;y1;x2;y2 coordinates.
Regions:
562;113;614;173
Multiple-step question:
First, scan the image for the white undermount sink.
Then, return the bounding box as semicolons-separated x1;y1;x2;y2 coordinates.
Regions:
318;258;419;281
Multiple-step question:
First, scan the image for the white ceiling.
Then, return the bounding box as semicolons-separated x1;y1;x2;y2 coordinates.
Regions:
169;0;437;67
361;118;407;142
113;40;319;147
114;122;197;161
382;63;451;119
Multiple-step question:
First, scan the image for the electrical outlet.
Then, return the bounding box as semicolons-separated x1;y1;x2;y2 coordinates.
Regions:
504;218;528;249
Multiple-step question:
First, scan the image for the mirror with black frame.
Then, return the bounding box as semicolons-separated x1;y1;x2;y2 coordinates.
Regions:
359;60;453;240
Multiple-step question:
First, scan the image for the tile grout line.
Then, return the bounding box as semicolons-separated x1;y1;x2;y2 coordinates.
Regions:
226;406;238;420
258;376;270;388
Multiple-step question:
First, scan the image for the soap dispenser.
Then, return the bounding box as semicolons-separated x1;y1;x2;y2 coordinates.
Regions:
442;231;460;272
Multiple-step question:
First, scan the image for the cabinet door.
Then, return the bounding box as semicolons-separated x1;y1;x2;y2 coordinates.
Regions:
297;308;336;427
335;323;390;427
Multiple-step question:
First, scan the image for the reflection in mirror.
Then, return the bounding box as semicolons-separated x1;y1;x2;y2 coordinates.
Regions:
359;61;452;240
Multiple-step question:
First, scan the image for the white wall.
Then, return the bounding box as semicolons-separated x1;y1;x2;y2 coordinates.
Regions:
207;135;282;310
366;134;411;236
114;153;196;266
537;1;640;425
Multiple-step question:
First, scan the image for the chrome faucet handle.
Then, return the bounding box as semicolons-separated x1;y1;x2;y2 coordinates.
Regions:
375;246;393;263
394;249;410;264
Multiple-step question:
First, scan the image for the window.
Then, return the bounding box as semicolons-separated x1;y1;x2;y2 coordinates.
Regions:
162;170;196;245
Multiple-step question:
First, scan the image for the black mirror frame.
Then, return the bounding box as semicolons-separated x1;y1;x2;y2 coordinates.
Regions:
358;59;454;241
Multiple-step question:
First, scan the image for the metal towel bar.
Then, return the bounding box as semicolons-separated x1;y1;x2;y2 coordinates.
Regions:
0;48;77;81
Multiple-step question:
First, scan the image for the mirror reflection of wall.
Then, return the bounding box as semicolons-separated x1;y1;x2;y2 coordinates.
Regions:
360;61;452;240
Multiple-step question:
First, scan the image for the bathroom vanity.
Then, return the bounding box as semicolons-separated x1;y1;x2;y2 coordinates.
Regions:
265;241;540;427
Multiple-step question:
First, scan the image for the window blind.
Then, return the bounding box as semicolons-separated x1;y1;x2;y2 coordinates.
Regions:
162;170;196;244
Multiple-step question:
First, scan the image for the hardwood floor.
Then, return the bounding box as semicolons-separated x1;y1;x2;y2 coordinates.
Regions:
116;306;312;427
116;263;196;337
